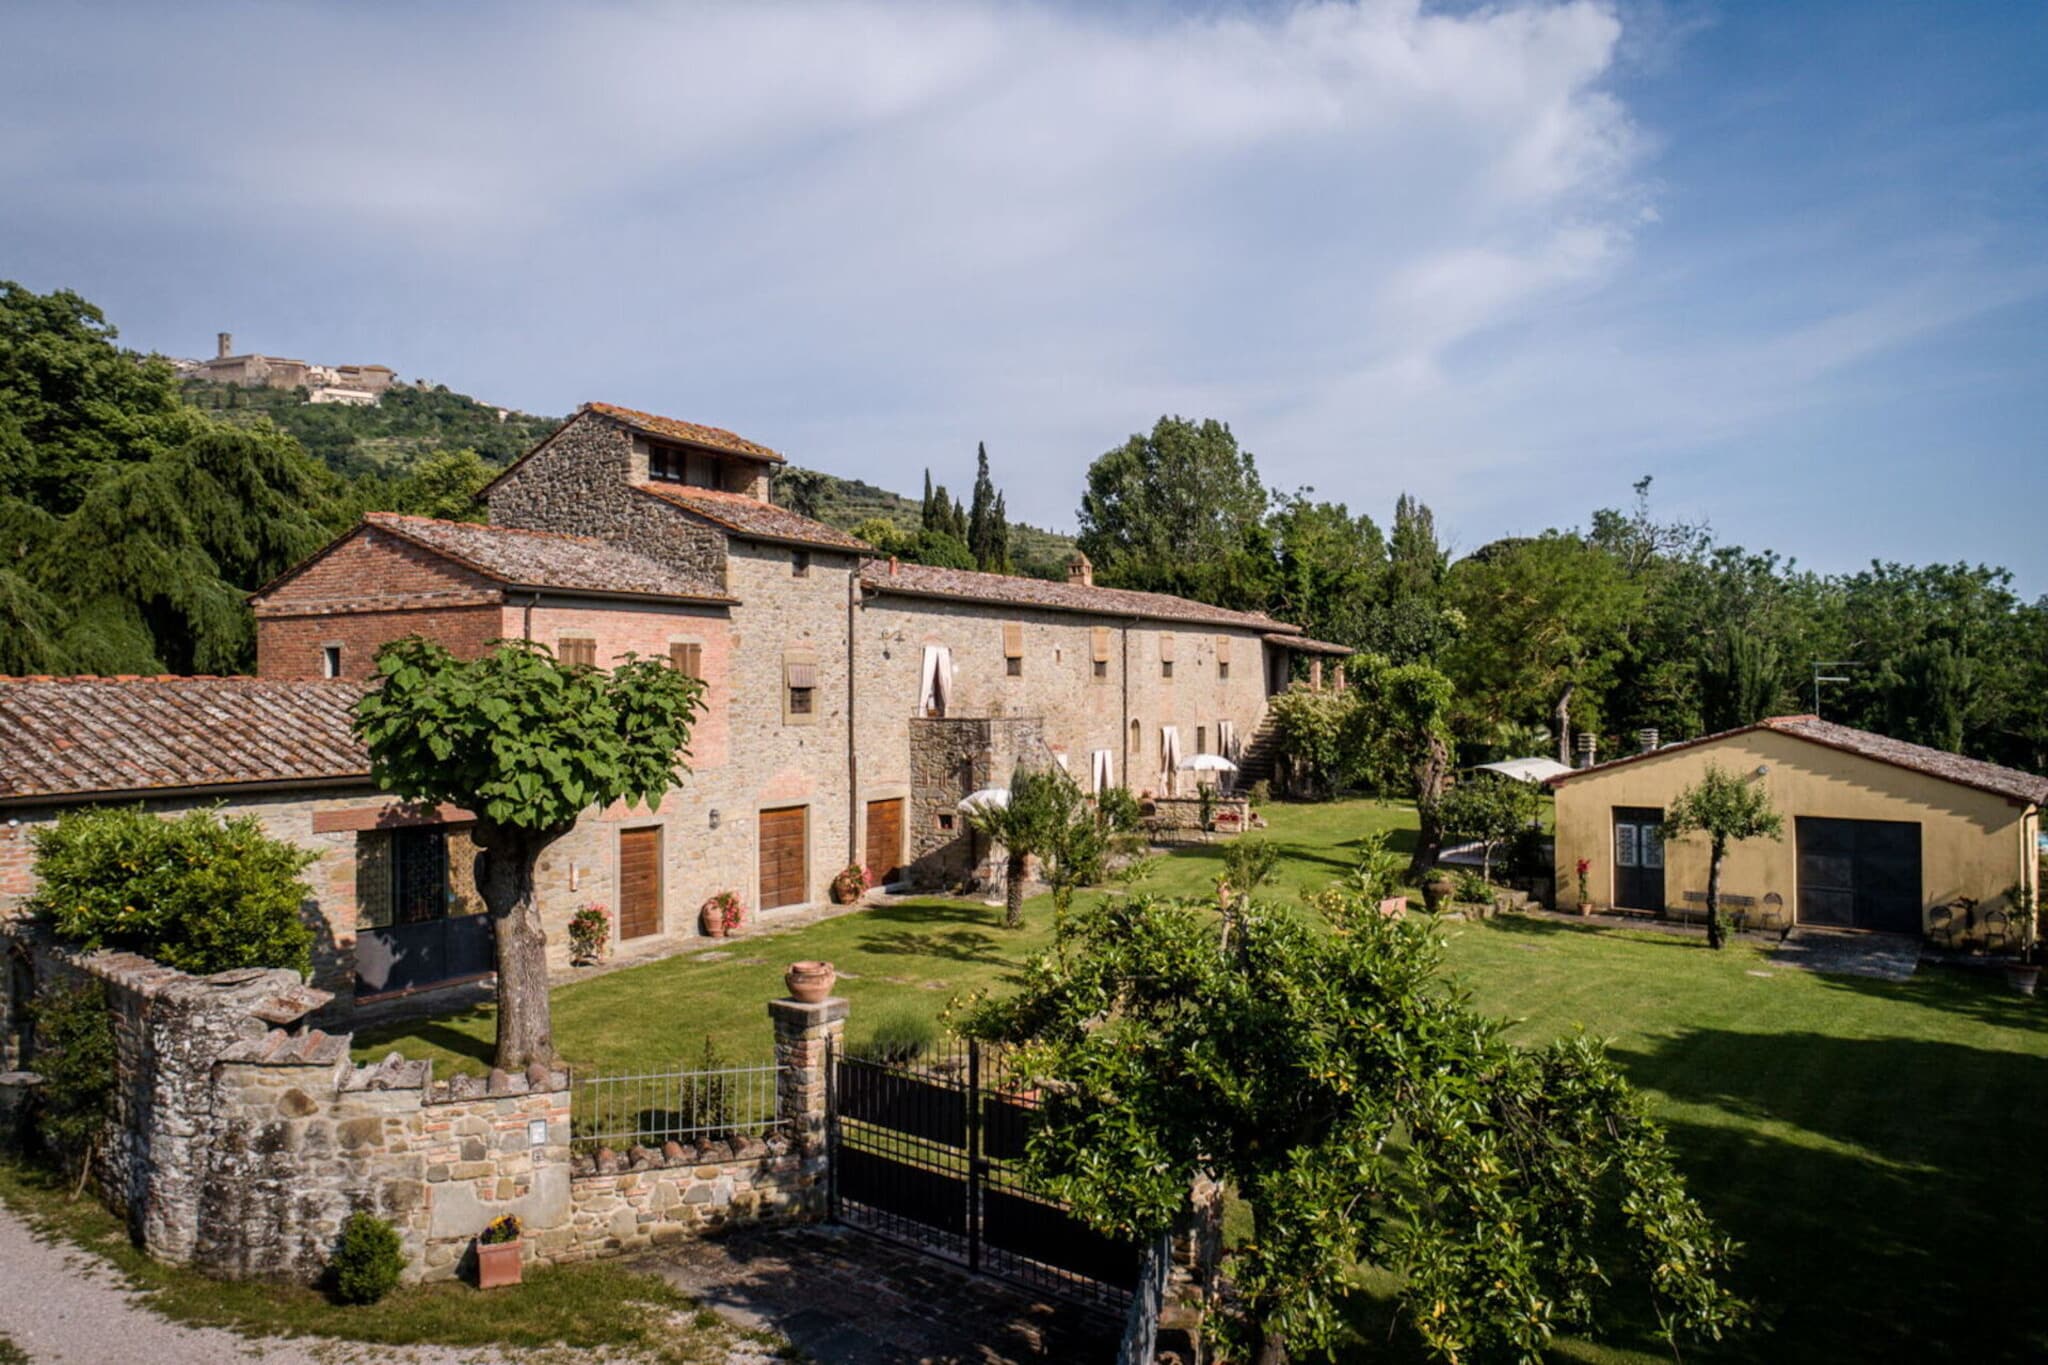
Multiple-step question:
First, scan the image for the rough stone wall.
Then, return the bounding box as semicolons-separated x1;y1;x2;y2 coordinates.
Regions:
906;717;1046;888
487;413;728;587
1;932;845;1284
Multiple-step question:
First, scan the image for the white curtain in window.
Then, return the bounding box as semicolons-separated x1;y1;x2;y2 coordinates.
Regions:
1160;725;1181;792
1217;719;1237;761
919;645;953;716
1091;748;1114;794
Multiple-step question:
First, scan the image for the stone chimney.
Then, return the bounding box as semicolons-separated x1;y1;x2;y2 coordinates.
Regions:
1637;727;1660;754
216;331;233;359
1067;552;1093;588
887;555;899;578
1575;733;1598;769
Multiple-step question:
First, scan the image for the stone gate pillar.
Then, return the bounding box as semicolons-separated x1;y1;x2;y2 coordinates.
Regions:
768;994;846;1161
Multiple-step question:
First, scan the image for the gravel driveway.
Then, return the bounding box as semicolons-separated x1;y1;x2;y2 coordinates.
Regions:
0;1199;777;1364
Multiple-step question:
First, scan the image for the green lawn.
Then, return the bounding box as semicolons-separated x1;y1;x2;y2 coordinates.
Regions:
356;799;2048;1363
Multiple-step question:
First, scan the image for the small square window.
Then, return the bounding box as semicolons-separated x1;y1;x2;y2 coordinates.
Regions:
937;812;955;832
1006;657;1023;677
1161;660;1174;680
789;686;814;716
792;551;811;578
1093;659;1108;681
1218;661;1230;680
321;645;342;678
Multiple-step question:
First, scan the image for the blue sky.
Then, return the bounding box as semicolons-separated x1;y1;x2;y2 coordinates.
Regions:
3;2;2043;589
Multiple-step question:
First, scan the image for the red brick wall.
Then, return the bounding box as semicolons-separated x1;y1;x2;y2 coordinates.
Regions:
257;606;504;679
254;527;507;678
503;603;732;767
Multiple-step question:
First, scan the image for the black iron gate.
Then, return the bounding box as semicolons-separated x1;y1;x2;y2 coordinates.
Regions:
829;1040;1139;1306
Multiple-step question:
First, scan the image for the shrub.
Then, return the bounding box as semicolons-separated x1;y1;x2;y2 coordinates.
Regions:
28;982;117;1176
865;1008;938;1063
567;903;610;963
1096;786;1142;834
1453;868;1494;905
330;1210;405;1305
1245;779;1271;809
27;806;315;976
677;1036;735;1139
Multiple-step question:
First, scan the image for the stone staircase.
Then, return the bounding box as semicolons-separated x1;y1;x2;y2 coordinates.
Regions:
1232;714;1283;789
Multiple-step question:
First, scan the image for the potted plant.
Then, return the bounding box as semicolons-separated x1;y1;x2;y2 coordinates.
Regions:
567;902;610;965
1422;868;1455;914
699;891;745;938
830;864;871;905
1575;857;1594;915
475;1213;523;1289
785;960;837;1002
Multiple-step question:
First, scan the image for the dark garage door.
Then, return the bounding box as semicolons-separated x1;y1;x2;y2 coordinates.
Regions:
1797;817;1921;933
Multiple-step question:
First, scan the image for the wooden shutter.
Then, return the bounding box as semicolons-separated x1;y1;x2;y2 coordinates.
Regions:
1002;623;1024;659
760;806;809;909
559;637;596;668
1091;628;1111;663
785;659;819;688
1158;634;1176;662
1215;635;1230;665
669;641;703;679
618;827;662;939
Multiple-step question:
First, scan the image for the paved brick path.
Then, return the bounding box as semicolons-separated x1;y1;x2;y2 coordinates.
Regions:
638;1223;1123;1364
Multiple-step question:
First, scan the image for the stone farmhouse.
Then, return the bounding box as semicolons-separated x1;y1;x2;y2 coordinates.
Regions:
0;402;1350;1011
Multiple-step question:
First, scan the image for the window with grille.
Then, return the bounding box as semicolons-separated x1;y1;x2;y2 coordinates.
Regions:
669;641;703;679
391;827;448;925
559;637;597;668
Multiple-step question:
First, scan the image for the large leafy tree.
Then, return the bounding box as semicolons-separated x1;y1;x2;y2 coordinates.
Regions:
1663;763;1784;950
1436;771;1541;882
963;891;1747;1364
1268;492;1383;650
352;638;705;1068
1446;532;1639;763
1076;415;1271;609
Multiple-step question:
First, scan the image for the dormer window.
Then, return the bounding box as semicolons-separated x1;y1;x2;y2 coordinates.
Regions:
648;443;725;489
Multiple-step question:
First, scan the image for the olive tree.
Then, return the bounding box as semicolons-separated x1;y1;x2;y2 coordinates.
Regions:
352;637;704;1069
961;891;1747;1364
1663;763;1783;950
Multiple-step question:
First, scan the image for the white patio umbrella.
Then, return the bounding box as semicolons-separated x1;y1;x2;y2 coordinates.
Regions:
1179;753;1239;774
957;788;1010;814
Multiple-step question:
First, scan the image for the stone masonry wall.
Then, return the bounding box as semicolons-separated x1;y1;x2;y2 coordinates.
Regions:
487;413;729;589
0;925;846;1283
907;717;1046;889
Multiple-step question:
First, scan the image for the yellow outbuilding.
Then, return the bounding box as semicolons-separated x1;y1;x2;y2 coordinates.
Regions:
1548;716;2043;947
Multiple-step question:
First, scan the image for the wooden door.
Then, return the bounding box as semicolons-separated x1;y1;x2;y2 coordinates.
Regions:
760;806;809;910
618;826;662;940
1612;807;1665;912
865;798;905;887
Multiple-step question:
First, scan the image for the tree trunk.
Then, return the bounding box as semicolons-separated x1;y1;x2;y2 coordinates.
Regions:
1409;732;1449;878
1555;683;1576;767
1246;1203;1291;1364
474;821;571;1070
1705;836;1726;951
1005;849;1028;929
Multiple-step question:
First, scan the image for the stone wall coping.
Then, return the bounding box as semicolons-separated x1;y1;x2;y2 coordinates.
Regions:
425;1063;572;1104
768;995;849;1026
216;1028;351;1067
2;924;331;1023
569;1130;792;1178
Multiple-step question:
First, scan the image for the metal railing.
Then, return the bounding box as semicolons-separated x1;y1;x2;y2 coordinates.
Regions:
571;1063;787;1151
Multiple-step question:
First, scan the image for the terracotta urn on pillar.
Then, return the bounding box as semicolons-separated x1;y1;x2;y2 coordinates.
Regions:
784;960;836;1003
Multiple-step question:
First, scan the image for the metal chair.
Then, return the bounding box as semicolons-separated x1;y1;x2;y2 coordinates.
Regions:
1757;893;1788;935
1926;904;1958;949
1980;908;2010;955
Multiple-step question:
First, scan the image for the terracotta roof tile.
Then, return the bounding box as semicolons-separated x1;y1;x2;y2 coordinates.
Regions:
359;513;729;601
586;402;784;463
1263;632;1353;655
636;484;871;552
0;677;370;801
861;559;1295;632
1550;714;2048;806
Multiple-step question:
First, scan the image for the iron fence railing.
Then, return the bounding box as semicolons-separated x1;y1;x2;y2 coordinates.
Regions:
571;1063;787;1151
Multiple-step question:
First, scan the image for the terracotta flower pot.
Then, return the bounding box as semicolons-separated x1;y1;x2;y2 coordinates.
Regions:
476;1238;523;1289
785;960;836;1003
700;904;729;937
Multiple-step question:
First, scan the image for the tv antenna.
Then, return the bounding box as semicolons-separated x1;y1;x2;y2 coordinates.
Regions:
1811;660;1861;719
